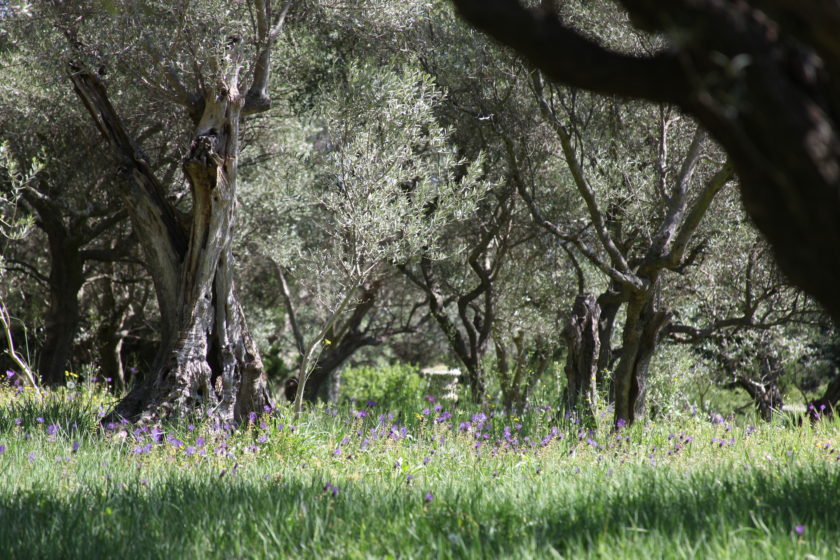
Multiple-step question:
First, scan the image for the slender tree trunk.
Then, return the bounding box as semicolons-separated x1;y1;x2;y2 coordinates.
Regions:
462;358;487;405
301;333;371;402
96;266;128;392
613;289;671;425
563;293;601;421
288;281;381;402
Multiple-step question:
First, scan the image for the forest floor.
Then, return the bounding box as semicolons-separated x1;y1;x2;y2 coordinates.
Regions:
0;380;838;559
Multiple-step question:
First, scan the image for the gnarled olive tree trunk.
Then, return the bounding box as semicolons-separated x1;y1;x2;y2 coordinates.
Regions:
563;293;601;421
612;289;671;425
71;69;270;424
66;0;289;424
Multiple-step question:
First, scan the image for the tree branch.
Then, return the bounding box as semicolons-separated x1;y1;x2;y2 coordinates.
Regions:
450;0;690;104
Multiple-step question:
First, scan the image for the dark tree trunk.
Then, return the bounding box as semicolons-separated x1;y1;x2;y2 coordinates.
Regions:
40;243;83;385
719;349;784;421
301;332;372;402
809;375;840;420
413;257;490;405
495;333;551;414
595;288;622;386
95;265;129;392
302;282;380;402
731;377;784;421
25;201;86;386
562;294;601;421
70;69;270;424
613;291;671;425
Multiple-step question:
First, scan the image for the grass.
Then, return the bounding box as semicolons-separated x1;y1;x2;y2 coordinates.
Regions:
0;381;838;559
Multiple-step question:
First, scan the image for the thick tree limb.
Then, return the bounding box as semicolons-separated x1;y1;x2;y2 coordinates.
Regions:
451;0;690;104
450;0;840;324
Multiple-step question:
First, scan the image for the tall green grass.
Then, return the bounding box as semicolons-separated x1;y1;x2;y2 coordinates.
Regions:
0;382;838;559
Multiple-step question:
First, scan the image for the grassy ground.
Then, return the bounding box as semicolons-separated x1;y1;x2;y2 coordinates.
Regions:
0;382;838;559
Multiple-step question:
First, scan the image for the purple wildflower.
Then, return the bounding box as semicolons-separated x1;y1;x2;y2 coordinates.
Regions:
795;525;806;536
323;482;340;496
46;424;59;436
424;492;434;504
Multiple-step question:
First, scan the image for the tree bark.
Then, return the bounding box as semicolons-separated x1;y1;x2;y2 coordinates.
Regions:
39;236;83;385
299;332;373;402
70;68;269;424
613;291;671;425
21;190;85;386
562;294;601;421
595;288;622;384
281;279;381;403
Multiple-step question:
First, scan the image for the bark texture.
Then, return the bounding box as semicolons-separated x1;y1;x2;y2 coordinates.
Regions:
612;293;671;425
562;294;601;420
69;69;269;424
39;234;83;385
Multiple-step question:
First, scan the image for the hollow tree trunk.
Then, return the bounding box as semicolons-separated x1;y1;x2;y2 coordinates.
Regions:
563;293;601;421
71;70;269;424
613;290;671;425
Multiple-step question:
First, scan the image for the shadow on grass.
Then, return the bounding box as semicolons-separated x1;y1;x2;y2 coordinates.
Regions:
0;465;837;558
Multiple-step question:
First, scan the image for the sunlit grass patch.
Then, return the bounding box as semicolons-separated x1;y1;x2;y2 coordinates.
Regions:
0;385;838;558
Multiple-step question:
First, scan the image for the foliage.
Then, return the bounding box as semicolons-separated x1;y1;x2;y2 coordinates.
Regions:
0;0;834;421
339;362;425;408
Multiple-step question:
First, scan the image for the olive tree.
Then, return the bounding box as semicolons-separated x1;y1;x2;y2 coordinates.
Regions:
7;0;294;423
241;63;485;415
